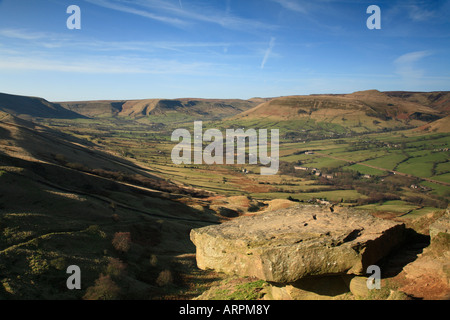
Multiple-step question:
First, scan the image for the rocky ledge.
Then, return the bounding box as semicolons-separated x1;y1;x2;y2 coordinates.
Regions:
190;205;406;283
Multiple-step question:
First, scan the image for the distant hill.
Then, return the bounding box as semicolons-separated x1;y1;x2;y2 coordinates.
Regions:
3;90;449;129
59;98;259;121
56;100;126;118
0;92;84;119
384;91;450;114
231;90;446;132
415;115;450;133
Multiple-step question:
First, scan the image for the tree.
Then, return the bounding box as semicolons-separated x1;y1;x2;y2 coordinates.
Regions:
105;258;127;278
156;270;173;287
83;274;120;300
112;232;131;253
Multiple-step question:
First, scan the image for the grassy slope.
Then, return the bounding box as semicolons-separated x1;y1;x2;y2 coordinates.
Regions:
0;92;84;119
59;98;259;124
0;115;222;299
230;90;445;136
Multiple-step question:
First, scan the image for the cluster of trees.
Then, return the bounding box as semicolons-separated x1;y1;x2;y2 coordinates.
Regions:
279;159;449;208
83;229;176;300
404;194;449;209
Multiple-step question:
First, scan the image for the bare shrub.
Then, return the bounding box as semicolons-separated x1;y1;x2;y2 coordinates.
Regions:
149;254;158;267
156;270;173;287
105;258;127;278
83;274;121;300
112;232;131;253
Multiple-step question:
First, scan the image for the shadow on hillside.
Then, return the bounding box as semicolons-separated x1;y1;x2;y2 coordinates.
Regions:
0;150;219;223
0;126;11;140
0;116;168;184
40;127;163;180
0;92;86;119
0;148;220;299
1;116;215;199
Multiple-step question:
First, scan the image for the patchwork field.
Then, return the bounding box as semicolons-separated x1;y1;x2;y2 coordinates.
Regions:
36;115;449;219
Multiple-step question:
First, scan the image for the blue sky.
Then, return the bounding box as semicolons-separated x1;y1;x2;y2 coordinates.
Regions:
0;0;449;101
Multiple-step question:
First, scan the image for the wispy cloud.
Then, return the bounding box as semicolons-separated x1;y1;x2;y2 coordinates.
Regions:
0;27;254;56
407;4;435;21
85;0;275;31
261;37;276;69
0;27;237;75
385;2;443;25
0;52;218;75
84;0;186;26
0;28;71;42
394;50;432;79
270;0;307;14
269;0;349;35
0;28;47;40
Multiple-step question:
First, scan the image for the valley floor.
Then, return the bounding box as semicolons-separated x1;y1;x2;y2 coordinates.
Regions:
0;113;449;300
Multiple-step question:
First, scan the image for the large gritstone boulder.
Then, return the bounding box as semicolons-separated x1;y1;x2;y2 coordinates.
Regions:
190;205;405;283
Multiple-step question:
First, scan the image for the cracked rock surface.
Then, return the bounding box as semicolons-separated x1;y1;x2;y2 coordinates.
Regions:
190;205;406;283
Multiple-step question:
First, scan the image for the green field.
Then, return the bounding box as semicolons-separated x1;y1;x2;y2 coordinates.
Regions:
328;149;387;163
435;161;450;175
300;157;347;170
37;118;449;216
362;153;409;171
343;164;386;176
405;206;443;219
396;153;448;178
433;173;450;184
254;189;365;202
356;200;419;213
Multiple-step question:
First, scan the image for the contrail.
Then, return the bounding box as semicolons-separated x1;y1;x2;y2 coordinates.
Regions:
179;0;183;9
261;37;276;69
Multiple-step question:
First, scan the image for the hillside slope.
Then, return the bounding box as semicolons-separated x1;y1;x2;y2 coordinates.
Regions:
59;98;259;121
0;92;84;119
56;100;126;118
385;91;450;114
415;115;450;133
0;112;220;299
231;90;445;133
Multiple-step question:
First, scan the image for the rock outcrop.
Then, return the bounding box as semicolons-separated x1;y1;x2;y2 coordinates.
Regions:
429;210;449;240
190;205;406;283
